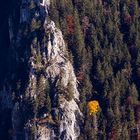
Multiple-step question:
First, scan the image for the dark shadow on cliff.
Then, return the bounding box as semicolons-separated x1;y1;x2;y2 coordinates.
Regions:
0;0;14;139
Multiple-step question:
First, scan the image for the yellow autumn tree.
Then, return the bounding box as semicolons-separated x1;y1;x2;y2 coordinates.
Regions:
87;100;100;116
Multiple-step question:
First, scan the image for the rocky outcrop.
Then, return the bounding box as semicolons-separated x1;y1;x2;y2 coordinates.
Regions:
4;0;82;140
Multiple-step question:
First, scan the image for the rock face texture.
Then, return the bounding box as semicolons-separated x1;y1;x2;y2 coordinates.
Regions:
0;0;82;140
1;0;140;140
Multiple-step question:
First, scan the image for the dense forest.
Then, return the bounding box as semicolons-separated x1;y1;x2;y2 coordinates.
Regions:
0;0;140;140
49;0;140;139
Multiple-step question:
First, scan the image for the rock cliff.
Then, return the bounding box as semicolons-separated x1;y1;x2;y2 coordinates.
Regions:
0;0;82;140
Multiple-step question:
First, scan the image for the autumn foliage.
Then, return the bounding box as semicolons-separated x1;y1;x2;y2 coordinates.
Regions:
136;104;140;123
76;70;84;82
66;15;74;34
87;100;100;116
108;128;117;140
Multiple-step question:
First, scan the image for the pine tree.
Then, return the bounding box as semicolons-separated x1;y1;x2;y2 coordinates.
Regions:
72;8;86;69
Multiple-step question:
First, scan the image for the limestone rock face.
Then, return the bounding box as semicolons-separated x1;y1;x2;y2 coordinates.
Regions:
0;0;82;140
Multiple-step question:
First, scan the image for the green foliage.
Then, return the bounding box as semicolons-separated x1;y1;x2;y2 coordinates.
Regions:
30;1;36;9
20;0;140;139
65;82;74;101
30;125;37;140
49;1;140;138
56;81;74;102
120;124;129;140
8;0;140;139
31;18;41;32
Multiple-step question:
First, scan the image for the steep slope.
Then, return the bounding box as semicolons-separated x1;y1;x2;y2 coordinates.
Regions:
0;0;82;140
1;0;140;140
23;14;82;140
